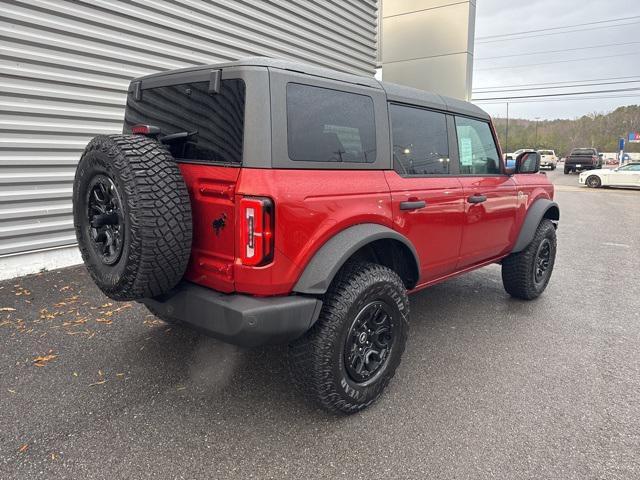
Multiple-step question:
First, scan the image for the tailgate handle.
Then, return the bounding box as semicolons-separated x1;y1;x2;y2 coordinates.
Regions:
400;200;426;211
467;194;487;204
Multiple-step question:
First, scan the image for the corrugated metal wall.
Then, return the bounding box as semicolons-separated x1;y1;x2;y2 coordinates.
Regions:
0;0;378;256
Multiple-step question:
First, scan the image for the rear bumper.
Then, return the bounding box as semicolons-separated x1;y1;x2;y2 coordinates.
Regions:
141;282;323;347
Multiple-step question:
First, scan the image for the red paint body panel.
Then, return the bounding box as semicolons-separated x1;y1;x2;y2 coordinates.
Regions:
456;176;518;269
179;163;240;293
512;172;555;224
384;171;465;283
179;163;553;297
233;169;393;295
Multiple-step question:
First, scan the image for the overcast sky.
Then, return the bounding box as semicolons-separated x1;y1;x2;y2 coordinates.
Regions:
473;0;640;120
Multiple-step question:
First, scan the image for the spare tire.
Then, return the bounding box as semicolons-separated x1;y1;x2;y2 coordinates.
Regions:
73;134;192;300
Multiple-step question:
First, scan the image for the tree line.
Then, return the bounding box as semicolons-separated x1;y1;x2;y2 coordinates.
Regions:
492;105;640;156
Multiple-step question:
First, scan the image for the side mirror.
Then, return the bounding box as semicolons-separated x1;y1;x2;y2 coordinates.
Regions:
515;151;540;174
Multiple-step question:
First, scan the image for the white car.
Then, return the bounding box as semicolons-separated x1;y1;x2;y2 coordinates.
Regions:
579;163;640;188
538;150;558;170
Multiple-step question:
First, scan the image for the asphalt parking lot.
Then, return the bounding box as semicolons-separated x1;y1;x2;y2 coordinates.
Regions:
1;169;639;479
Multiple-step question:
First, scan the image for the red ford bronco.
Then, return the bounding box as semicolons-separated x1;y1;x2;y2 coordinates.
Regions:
73;58;559;414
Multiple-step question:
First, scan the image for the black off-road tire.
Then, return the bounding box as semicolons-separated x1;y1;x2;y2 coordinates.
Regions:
501;219;557;300
73;135;192;301
288;261;409;414
586;175;601;188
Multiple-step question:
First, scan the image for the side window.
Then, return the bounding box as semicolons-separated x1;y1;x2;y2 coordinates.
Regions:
455;116;501;175
390;104;450;175
286;83;376;163
621;164;640;171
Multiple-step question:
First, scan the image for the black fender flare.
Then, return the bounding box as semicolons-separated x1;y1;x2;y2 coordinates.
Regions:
512;199;560;253
292;223;420;295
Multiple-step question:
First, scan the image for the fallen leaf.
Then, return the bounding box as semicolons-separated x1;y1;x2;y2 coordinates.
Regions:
18;444;29;453
88;380;107;387
73;372;78;377
0;307;16;312
7;389;16;394
33;351;57;367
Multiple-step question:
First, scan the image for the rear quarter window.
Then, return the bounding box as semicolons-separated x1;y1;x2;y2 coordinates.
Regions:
286;83;376;163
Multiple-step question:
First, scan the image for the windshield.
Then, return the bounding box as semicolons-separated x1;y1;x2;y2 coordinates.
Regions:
124;79;246;165
538;150;554;155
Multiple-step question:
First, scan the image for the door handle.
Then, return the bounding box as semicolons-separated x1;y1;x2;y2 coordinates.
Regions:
400;200;426;211
467;194;487;204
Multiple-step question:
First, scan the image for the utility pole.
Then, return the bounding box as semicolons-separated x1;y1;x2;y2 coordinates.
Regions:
505;102;509;154
534;117;540;148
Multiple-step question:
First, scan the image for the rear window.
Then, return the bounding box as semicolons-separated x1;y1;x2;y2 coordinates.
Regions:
124;79;245;165
286;83;376;163
572;149;595;155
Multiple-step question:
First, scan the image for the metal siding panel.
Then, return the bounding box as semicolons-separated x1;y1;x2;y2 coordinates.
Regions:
0;0;378;256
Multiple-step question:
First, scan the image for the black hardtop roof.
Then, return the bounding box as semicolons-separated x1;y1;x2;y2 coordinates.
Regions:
135;57;490;120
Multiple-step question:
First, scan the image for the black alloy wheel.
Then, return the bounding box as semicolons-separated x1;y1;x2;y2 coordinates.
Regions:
86;174;124;265
533;238;551;286
344;301;395;384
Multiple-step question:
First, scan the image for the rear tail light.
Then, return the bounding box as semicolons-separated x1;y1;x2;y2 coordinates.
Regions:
131;124;160;136
239;197;274;266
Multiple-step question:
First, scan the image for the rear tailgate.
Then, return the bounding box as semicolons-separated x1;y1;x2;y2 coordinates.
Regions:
567;151;596;166
180;164;239;293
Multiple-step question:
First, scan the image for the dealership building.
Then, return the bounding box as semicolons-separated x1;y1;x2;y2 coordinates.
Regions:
0;0;475;279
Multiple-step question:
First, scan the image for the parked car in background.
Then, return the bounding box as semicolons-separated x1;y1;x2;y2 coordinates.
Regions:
538;150;557;170
579;163;640;188
564;148;603;174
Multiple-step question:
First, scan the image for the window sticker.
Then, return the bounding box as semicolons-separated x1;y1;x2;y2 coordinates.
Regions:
459;137;473;167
